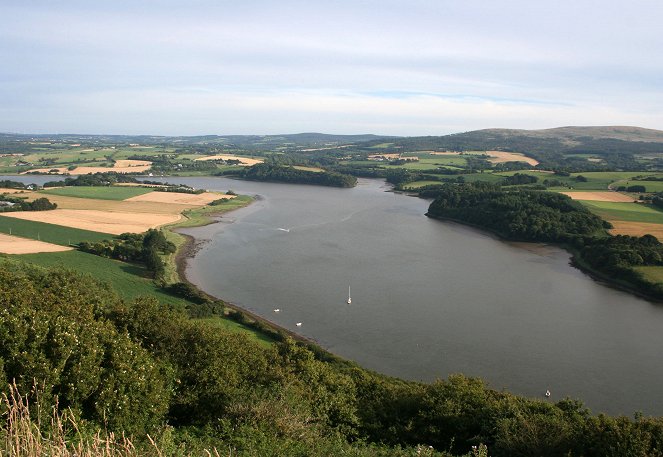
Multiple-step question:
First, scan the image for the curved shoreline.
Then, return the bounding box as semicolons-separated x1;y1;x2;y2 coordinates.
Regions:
168;202;343;354
426;212;663;304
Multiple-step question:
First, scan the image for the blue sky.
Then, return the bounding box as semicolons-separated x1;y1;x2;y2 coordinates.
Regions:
1;0;662;135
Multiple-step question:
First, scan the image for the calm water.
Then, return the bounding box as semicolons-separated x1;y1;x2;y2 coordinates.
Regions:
10;175;663;415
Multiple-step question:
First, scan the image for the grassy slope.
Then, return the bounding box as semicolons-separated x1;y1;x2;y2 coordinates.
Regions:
193;317;274;347
0;215;113;244
40;186;154;200
12;250;189;307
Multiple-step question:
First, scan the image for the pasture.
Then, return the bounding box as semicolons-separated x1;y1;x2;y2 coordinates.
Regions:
580;201;663;224
16;250;190;307
41;186;154;200
0;209;181;234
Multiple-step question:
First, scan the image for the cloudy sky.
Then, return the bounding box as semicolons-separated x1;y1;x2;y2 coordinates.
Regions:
1;0;662;135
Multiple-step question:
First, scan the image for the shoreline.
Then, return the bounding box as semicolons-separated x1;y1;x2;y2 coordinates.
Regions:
167;198;339;353
426;212;663;304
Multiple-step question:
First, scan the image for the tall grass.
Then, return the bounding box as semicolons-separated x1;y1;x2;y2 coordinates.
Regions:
1;384;147;457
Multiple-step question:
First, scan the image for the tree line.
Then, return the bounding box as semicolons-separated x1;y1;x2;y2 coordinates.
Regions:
227;163;357;187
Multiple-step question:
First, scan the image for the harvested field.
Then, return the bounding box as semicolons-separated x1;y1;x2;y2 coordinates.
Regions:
560;191;636;202
609;221;663;240
0;188;29;194
485;151;539;166
429;151;462;156
0;209;181;234
23;159;152;175
125;191;233;205
368;153;401;159
0;233;73;254
194;154;263;165
21;192;187;214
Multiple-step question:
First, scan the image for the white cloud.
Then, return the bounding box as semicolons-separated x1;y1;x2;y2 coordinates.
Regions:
1;0;662;134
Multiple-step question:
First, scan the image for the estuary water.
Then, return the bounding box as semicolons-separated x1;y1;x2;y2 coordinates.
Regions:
13;175;661;415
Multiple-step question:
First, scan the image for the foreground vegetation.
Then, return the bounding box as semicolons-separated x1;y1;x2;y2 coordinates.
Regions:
5;263;663;456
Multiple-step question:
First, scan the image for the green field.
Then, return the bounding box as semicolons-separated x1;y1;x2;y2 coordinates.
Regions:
171;195;254;229
611;180;663;192
581;201;663;223
13;250;188;307
491;171;660;191
635;266;663;284
0;215;112;244
40;186;154;200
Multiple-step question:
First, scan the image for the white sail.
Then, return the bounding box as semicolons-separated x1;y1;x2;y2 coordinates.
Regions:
347;285;352;304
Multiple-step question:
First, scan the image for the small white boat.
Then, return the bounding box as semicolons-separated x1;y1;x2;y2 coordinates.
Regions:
347;285;352;304
273;309;280;313
295;322;302;327
545;390;551;398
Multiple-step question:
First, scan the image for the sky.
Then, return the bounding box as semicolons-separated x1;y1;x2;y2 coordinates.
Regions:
1;0;662;136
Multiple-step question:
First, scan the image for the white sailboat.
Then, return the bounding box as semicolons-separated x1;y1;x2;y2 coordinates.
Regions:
347;285;352;304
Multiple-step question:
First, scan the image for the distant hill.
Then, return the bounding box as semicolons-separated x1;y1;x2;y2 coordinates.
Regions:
478;126;663;144
359;126;663;171
0;132;390;148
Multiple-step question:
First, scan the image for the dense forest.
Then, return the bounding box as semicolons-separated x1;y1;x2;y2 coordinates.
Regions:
426;182;609;243
228;163;357;187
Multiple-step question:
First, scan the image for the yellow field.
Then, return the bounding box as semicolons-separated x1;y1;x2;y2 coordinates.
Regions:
609;221;663;240
194;154;263;165
485;151;539;166
20;192;185;214
23;159;152;175
125;191;233;205
0;233;73;254
560;191;636;202
0;209;181;235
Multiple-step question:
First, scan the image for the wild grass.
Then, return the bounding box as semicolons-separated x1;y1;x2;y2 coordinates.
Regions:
1;384;143;457
0;383;232;457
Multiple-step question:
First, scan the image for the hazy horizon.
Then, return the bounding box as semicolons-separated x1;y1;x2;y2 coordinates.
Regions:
2;1;662;136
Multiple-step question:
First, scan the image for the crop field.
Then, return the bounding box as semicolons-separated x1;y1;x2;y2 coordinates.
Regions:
41;186;154;200
612;180;663;192
560;191;636;203
0;233;73;254
0;215;112;244
484;151;539;166
125;191;232;205
402;180;443;189
609;221;663;240
493;171;642;190
368;142;394;149
0;209;181;234
194;154;263;165
581;201;663;224
15;250;190;307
